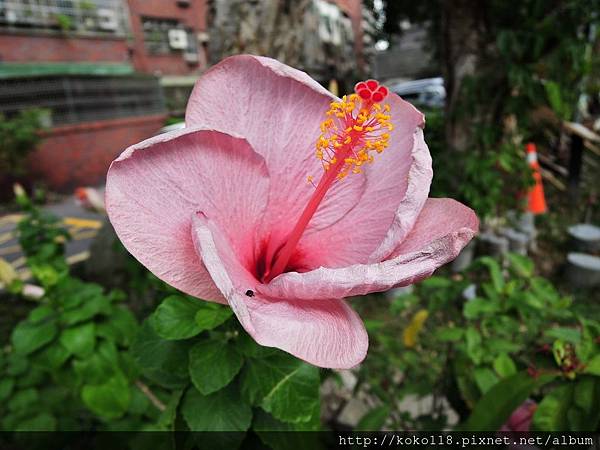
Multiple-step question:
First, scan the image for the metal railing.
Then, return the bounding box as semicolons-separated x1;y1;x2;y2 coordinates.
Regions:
0;75;166;126
0;0;129;36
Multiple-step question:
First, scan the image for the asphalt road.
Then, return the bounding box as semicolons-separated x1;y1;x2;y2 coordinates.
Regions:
0;196;105;281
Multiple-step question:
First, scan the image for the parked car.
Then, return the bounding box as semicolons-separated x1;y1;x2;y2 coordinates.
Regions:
387;77;445;109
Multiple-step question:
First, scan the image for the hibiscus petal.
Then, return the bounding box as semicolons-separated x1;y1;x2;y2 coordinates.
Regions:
191;213;368;369
298;103;432;268
185;55;365;243
259;198;478;300
186;55;430;270
105;127;270;303
367;94;433;262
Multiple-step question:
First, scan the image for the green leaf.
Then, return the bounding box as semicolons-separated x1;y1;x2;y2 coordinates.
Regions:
474;367;499;394
61;295;111;326
11;320;57;355
356;406;390;431
235;333;278;359
465;327;483;365
73;352;117;385
8;388;39;412
111;307;139;345
463;371;556;431
195;307;233;332
479;257;504;292
131;320;190;388
33;342;70;371
532;383;574;431
241;353;320;424
59;322;96;357
493;354;517;378
435;327;464;342
6;354;28;376
181;384;252;431
14;413;56;431
28;305;55;324
189;340;243;395
464;298;500;319
155;389;183;431
81;374;131;420
150;295;205;340
0;377;15;402
507;253;534;278
254;410;323;449
545;327;581;344
584;354;600;375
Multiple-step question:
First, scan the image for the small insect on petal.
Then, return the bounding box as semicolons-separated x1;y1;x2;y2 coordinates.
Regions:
245;290;254;297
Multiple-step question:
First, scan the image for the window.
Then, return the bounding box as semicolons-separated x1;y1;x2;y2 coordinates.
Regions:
0;0;128;35
141;17;197;57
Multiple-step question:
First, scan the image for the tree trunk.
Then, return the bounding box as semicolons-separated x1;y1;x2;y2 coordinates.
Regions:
441;0;486;151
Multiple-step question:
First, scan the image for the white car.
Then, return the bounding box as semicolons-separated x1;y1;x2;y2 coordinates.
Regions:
388;77;445;109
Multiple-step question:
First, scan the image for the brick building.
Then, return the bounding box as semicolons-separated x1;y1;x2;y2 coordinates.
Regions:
0;0;368;192
0;0;208;192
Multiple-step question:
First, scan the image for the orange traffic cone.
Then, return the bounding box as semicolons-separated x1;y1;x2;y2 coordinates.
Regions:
526;143;547;215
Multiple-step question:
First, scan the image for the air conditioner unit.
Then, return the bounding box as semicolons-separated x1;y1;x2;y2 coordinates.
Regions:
97;9;118;30
5;9;18;23
168;29;188;49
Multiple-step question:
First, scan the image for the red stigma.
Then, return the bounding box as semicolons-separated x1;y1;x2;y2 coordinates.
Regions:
354;79;388;103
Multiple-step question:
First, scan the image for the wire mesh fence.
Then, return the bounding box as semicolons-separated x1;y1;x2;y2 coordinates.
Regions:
0;75;166;126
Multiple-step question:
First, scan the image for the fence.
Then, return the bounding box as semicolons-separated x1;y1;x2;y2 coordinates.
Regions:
0;75;166;126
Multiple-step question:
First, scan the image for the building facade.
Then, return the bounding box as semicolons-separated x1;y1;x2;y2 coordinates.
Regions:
0;0;368;192
207;0;365;87
0;0;210;191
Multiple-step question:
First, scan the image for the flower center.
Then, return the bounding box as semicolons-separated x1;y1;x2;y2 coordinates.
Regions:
262;79;393;283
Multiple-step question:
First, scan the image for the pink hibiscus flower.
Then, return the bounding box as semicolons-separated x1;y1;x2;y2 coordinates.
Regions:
500;400;537;432
106;55;478;369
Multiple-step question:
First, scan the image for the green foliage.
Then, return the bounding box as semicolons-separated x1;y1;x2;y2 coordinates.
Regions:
380;0;599;219
54;13;73;32
6;191;321;441
356;254;600;431
136;293;322;439
462;372;556;431
0;109;46;177
1;193;165;431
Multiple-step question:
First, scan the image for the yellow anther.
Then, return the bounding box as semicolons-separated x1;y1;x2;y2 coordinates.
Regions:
315;95;393;182
307;175;314;184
